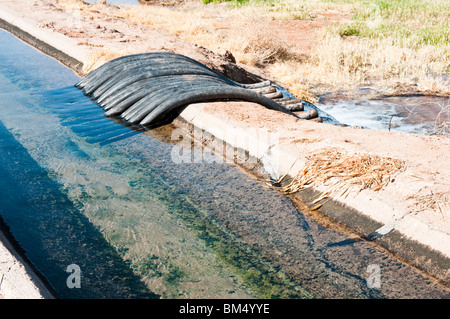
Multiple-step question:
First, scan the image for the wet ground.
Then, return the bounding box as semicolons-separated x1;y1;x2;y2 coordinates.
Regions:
317;92;450;135
0;29;449;299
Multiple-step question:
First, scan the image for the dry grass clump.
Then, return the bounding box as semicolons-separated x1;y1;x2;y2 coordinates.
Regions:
407;192;449;217
115;2;315;98
427;121;450;137
282;148;404;206
269;33;450;97
82;48;142;74
426;101;450;137
116;3;298;65
235;21;296;66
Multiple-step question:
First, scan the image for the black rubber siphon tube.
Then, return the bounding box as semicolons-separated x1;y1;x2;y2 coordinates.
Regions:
78;52;273;93
77;52;212;89
124;82;230;124
75;52;321;129
88;61;229;98
139;86;298;126
95;70;234;104
104;75;233;117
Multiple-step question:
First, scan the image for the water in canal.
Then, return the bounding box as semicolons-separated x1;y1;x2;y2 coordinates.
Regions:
0;29;448;298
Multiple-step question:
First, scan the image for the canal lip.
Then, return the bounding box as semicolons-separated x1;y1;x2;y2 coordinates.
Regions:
0;4;85;76
0;3;449;297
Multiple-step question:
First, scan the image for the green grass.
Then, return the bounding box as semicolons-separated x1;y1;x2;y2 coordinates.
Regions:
330;0;450;47
231;0;450;94
202;0;450;48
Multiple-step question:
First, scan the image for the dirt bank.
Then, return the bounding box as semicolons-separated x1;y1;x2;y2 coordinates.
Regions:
0;0;449;297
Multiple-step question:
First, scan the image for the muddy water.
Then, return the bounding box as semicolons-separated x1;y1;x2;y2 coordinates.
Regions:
0;29;449;299
317;92;450;135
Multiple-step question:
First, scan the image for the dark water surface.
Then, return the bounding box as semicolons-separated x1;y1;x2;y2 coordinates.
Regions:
0;29;449;299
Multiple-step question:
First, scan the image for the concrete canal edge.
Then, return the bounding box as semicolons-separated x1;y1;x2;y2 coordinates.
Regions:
0;4;85;76
0;4;449;298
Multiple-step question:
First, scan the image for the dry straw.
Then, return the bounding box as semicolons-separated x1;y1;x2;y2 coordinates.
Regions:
81;48;143;74
282;148;404;209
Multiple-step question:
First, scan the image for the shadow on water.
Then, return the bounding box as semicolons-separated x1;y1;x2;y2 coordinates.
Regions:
0;120;158;299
